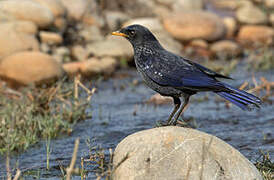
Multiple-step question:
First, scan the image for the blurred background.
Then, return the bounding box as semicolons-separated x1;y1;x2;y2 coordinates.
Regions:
0;0;273;179
0;0;273;85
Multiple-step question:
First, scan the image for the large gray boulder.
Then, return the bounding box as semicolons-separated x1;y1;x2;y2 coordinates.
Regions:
113;127;262;180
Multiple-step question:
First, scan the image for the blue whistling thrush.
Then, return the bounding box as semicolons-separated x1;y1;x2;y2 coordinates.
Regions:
112;24;261;126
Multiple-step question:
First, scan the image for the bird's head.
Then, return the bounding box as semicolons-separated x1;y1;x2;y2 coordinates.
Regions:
112;24;159;47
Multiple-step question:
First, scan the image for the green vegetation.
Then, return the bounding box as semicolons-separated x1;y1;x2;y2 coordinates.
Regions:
0;78;93;154
247;48;274;71
255;151;274;180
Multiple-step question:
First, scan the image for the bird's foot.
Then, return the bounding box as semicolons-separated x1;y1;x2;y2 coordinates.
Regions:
155;120;176;127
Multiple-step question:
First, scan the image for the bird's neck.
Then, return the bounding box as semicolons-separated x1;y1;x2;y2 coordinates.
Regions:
133;41;163;55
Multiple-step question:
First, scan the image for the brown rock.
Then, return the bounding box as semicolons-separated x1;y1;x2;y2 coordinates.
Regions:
113;127;263;180
0;51;63;86
163;11;226;41
147;93;173;105
81;57;117;75
0;21;39;59
53;17;67;31
211;0;252;10
0;0;54;28
189;39;209;49
87;36;133;59
79;25;103;42
236;4;267;24
33;0;66;18
0;10;16;22
270;13;274;26
123;18;183;54
105;11;129;30
71;45;89;61
210;40;241;57
52;47;70;63
172;0;204;12
264;0;274;8
60;0;90;20
39;31;63;45
123;18;164;34
237;25;274;45
223;17;237;38
63;57;117;76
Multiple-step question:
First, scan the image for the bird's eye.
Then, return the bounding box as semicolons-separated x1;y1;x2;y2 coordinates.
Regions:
129;30;135;36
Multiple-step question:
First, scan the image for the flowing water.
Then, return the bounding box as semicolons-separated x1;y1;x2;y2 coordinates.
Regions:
0;66;273;179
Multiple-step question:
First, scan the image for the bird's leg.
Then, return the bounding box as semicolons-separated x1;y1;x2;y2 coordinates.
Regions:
172;96;190;125
166;97;181;125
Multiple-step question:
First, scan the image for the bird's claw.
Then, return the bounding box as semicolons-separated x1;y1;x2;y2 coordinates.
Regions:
155;120;177;127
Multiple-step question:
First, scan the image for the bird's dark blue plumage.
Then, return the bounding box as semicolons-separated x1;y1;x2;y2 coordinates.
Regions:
112;24;261;125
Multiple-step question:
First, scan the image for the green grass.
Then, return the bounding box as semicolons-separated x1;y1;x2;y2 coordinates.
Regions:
247;48;274;71
0;79;93;154
254;151;274;180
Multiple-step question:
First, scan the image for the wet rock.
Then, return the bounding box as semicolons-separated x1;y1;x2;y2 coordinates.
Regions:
223;17;237;38
0;21;39;59
32;0;66;18
63;57;117;76
210;40;241;57
0;0;54;28
39;31;63;45
105;11;129;30
236;4;267;24
0;51;63;86
163;11;226;41
123;18;183;54
87;36;133;59
113;127;263;180
237;25;274;45
172;0;204;12
147;93;173;105
189;39;209;49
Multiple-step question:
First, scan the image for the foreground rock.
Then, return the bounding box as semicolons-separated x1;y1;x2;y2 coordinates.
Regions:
113;127;262;180
163;11;226;41
0;51;63;87
0;0;54;28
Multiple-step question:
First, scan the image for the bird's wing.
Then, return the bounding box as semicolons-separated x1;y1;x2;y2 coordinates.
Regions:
139;52;225;91
184;59;232;79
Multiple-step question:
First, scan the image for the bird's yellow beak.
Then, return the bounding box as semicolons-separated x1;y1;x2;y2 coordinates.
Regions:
111;31;129;38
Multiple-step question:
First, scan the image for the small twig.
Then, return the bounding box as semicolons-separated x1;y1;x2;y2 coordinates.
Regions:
6;151;11;180
66;138;80;180
239;81;248;90
13;169;21;180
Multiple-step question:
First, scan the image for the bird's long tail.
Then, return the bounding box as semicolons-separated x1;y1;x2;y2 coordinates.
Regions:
215;83;261;110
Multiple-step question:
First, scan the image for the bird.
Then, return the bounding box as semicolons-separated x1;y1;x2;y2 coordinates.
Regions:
112;24;261;126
